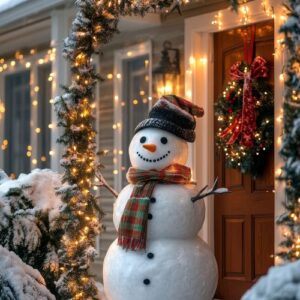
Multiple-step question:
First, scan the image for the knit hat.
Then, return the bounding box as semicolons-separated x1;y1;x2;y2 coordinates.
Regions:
134;95;204;143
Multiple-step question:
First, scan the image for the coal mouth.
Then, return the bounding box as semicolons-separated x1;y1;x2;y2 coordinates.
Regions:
136;151;171;163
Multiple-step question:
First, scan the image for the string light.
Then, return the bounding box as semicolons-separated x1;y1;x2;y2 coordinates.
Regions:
211;12;222;30
240;5;249;25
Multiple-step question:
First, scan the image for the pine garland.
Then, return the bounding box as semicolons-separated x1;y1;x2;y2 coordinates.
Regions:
276;1;300;262
54;1;182;299
229;0;239;11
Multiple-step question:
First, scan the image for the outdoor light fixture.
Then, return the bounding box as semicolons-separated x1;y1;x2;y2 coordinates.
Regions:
153;41;180;99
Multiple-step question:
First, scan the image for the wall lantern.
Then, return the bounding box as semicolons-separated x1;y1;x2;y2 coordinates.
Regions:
153;41;180;99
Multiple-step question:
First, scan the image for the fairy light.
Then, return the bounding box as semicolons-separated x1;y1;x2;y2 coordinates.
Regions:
240;5;249;25
189;56;196;66
211;12;222;30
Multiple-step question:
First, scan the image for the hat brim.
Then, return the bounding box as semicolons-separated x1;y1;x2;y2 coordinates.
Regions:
134;118;195;143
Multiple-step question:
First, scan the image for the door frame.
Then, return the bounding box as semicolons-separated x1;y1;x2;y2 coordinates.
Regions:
185;0;285;258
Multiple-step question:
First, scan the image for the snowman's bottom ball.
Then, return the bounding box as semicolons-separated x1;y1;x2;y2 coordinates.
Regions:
103;238;218;300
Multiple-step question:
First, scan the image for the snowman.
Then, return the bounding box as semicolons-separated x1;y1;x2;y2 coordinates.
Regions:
103;95;227;300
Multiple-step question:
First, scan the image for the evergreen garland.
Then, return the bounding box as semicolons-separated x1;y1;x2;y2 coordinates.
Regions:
276;1;300;261
215;60;274;177
229;0;239;11
54;1;182;299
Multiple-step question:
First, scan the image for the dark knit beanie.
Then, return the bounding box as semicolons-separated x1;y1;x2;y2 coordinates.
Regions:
134;95;204;143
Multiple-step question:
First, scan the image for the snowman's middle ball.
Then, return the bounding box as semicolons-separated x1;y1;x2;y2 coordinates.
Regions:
129;128;188;170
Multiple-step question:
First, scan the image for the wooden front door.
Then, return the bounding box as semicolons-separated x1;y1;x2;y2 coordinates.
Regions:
214;21;275;300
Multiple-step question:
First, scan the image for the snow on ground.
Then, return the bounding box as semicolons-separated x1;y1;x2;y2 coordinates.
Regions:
96;282;108;300
0;0;28;12
242;260;300;300
0;245;55;300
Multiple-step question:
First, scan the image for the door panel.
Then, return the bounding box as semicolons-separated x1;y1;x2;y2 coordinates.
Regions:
214;21;275;300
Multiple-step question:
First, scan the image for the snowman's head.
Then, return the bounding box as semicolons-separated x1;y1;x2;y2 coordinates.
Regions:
129;128;188;170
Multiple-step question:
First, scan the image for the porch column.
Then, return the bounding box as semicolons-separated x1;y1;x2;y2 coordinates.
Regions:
50;9;70;172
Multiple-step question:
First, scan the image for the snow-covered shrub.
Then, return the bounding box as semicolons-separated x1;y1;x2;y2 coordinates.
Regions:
0;169;63;297
242;260;300;300
0;245;55;300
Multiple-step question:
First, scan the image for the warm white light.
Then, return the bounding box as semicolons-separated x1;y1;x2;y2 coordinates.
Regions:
189;56;196;66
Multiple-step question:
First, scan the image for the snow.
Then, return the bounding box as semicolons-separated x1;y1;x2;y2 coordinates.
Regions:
113;183;205;240
129;128;189;171
96;282;108;300
0;169;62;222
0;168;63;291
0;0;28;12
242;260;300;300
104;239;217;300
0;245;55;299
103;127;218;300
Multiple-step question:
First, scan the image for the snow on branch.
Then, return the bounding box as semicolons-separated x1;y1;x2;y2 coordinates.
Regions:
0;245;55;300
0;169;63;297
242;260;300;300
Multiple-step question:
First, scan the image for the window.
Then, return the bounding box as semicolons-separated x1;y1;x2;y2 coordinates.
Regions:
36;64;52;169
0;52;53;177
121;54;150;183
4;70;31;175
114;42;152;189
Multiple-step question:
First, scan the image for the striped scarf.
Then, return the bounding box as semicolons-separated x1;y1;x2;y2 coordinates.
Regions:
118;164;192;251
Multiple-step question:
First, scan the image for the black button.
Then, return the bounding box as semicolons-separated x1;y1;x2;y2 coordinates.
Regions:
148;213;153;220
147;253;154;259
143;279;151;285
150;197;156;203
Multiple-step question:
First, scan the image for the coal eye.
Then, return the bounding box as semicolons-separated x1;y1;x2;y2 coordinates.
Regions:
140;136;147;144
161;137;168;145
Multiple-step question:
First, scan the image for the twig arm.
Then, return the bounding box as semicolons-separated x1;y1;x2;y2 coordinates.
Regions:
95;171;119;198
191;177;228;203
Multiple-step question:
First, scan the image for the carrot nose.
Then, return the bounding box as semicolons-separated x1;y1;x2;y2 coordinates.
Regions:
143;144;157;153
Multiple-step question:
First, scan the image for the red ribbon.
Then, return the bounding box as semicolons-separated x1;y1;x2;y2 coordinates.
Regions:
220;26;268;148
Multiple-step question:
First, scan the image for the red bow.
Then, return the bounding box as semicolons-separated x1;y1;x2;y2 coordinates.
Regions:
220;56;268;147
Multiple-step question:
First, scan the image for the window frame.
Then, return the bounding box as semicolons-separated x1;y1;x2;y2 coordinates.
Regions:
0;51;52;173
113;41;153;192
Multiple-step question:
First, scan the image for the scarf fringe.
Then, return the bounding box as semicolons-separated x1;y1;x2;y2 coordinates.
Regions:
118;236;146;251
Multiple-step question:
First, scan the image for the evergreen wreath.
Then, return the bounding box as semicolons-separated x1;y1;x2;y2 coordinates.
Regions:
215;31;274;176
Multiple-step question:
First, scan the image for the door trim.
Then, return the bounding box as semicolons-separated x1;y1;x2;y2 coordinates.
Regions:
184;0;285;258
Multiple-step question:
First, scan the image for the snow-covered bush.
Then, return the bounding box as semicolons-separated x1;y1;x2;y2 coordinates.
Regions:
0;169;63;297
242;260;300;299
0;245;55;300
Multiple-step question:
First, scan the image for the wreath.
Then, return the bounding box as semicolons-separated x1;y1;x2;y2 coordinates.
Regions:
215;30;274;177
